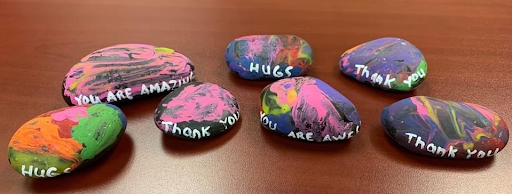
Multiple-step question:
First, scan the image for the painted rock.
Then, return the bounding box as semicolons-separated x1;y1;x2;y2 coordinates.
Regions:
381;96;509;159
260;77;361;142
8;104;127;178
225;35;313;80
339;37;427;91
155;82;240;140
62;44;195;106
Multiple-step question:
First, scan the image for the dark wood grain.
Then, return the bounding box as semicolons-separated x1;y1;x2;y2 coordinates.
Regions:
1;0;511;193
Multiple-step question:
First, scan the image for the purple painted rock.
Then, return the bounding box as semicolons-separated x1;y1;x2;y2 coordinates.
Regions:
260;77;361;142
339;37;427;91
154;82;240;140
62;44;195;106
225;35;313;80
381;96;509;159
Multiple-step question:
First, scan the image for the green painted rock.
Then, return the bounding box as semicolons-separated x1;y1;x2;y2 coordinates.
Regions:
7;104;127;178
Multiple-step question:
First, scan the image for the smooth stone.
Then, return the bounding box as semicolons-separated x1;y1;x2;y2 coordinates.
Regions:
62;44;195;106
225;35;313;80
260;77;361;142
381;96;509;159
8;104;127;178
339;37;427;91
154;82;240;140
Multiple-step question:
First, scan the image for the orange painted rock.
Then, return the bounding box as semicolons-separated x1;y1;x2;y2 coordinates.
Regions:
7;104;127;178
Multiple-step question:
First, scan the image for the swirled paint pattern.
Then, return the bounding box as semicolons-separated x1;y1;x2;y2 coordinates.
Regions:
260;77;361;142
226;35;313;80
339;37;427;91
381;96;509;159
8;104;127;178
155;82;240;140
63;44;195;106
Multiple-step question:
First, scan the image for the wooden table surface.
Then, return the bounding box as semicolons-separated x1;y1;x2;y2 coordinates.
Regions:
1;0;511;193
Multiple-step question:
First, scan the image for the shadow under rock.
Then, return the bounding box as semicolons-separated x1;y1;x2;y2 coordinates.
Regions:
27;134;134;192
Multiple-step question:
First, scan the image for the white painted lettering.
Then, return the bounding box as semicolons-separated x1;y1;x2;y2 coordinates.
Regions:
273;66;283;78
149;83;161;94
46;167;59;178
115;90;126;100
33;168;45;178
262;117;269;125
448;146;458;158
182;76;190;84
228;116;235;125
347;131;354;139
219;118;228;129
250;62;259;73
192;129;201;139
403;76;412;88
63;168;71;173
477;150;486;158
125;88;133;100
414;136;425;149
285;66;293;77
21;165;33;177
332;133;347;141
384;74;396;88
296;132;305;140
89;95;101;104
436;147;446;157
141;84;150;95
306;132;313;141
82;95;90;104
355;64;365;75
288;131;296;138
412;73;419;81
172;123;181;134
74;95;83;105
201;126;211;137
371;73;378;82
161;121;173;133
269;122;277;131
417;69;426;78
183;127;192;137
426;143;437;154
487;148;499;157
262;65;271;75
160;81;171;92
169;80;177;89
323;134;332;142
466;149;477;159
405;133;417;144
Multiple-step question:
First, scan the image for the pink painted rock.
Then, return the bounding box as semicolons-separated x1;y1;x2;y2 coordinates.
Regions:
154;82;240;140
62;44;195;106
260;77;361;142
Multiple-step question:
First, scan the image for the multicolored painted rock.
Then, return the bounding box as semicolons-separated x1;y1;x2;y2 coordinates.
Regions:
381;96;509;159
155;82;240;140
8;104;127;178
260;77;361;142
62;44;195;106
225;35;313;80
339;37;427;91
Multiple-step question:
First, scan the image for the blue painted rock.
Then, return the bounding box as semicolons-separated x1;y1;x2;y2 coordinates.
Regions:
155;82;240;140
225;35;313;80
62;44;195;106
381;96;509;159
8;104;127;178
339;37;427;91
260;77;361;142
